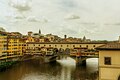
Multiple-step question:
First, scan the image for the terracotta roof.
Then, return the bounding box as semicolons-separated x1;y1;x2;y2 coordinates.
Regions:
0;31;7;35
96;43;120;50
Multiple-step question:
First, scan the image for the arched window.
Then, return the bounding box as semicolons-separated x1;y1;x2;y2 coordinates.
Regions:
118;75;120;80
73;45;75;47
65;48;70;54
86;45;88;47
55;45;57;47
67;45;69;47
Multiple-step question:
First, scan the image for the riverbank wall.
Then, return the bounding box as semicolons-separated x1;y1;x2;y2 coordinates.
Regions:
0;61;17;71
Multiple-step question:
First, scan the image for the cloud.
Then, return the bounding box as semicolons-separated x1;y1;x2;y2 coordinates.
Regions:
26;16;48;23
27;16;39;22
41;19;48;23
79;22;95;25
104;23;120;26
9;0;32;12
14;14;25;19
57;0;78;11
1;0;120;40
59;27;80;37
5;11;25;23
6;11;25;19
65;13;80;20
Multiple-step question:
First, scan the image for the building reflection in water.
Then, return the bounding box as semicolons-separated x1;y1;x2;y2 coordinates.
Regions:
57;57;76;80
0;57;98;80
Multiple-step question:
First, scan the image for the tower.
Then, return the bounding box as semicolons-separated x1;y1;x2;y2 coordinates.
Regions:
83;36;86;42
39;29;41;34
64;35;67;39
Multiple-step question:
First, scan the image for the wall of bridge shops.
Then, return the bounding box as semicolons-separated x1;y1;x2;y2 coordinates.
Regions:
26;42;106;50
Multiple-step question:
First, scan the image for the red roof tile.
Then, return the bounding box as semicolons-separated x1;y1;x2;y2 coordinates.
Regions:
96;43;120;50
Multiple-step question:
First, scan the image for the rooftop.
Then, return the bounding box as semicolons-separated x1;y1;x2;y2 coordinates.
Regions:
96;43;120;50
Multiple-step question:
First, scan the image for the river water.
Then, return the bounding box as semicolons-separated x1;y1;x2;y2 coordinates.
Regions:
0;57;98;80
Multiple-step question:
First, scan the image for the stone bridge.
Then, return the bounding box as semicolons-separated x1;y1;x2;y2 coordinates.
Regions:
25;42;106;51
0;42;105;65
24;42;105;65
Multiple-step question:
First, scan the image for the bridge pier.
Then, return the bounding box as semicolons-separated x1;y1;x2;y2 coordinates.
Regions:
57;54;68;60
76;57;87;66
44;56;58;63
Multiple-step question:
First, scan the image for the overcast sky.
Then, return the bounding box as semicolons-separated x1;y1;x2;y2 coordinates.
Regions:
0;0;120;40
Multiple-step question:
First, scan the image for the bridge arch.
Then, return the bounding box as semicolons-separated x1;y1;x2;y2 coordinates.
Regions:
64;48;70;54
53;48;59;54
58;48;64;53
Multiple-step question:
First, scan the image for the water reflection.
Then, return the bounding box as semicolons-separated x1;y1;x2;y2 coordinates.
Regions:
0;57;98;80
76;58;98;80
57;57;76;80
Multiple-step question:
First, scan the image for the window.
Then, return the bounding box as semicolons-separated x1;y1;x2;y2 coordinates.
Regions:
104;57;111;65
44;45;46;46
61;45;63;47
93;45;95;47
80;45;81;47
55;45;57;47
73;45;75;47
86;45;88;47
49;45;51;47
67;45;69;47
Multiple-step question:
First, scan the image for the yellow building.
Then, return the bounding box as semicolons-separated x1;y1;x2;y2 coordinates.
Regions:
26;36;35;42
18;39;25;56
0;31;26;61
39;38;45;42
0;32;7;57
96;43;120;80
25;42;41;54
6;36;24;57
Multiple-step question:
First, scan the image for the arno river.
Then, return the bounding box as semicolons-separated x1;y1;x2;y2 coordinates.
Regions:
0;57;98;80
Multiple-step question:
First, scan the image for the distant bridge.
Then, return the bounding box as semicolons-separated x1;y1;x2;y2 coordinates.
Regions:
26;42;106;50
23;42;104;65
0;42;105;65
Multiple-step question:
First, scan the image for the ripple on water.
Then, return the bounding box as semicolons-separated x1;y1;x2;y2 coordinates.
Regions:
21;73;60;80
0;57;98;80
